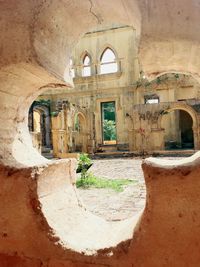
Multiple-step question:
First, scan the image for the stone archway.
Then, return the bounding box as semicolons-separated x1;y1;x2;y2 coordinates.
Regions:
3;1;200;267
31;104;52;148
158;103;199;150
73;111;88;152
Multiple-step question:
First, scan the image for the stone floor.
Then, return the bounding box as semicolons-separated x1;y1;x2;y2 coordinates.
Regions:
77;158;146;221
77;157;186;221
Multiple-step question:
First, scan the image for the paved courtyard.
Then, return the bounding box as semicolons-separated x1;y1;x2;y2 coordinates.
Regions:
77;157;186;221
77;158;146;221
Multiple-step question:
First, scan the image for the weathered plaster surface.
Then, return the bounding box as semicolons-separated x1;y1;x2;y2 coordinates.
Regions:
2;152;200;266
1;0;200;266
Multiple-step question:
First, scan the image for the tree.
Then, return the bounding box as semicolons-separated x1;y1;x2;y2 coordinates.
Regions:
103;119;116;140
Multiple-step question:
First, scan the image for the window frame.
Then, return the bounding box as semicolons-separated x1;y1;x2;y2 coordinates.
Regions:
99;47;118;75
82;53;92;77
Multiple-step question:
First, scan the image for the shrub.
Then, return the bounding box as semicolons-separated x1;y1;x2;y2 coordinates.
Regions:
76;153;92;180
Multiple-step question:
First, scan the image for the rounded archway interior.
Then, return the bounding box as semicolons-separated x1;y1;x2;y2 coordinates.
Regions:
160;104;198;150
161;108;195;150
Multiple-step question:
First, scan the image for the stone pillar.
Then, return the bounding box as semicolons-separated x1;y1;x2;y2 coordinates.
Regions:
193;126;199;150
44;113;51;148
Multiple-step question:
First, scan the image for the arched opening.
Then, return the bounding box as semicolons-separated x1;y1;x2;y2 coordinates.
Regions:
25;24;146;226
101;101;117;145
82;54;92;77
73;112;87;152
161;109;194;150
3;1;200;266
100;47;118;74
28;101;52;157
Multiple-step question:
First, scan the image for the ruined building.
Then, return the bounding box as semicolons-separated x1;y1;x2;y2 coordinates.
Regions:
2;1;200;266
30;26;200;157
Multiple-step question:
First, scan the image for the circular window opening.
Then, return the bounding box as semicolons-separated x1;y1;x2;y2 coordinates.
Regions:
28;23;146;222
27;23;147;255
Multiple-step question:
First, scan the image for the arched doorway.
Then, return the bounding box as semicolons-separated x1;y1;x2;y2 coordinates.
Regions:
73;112;87;152
161;108;195;150
28;101;52;155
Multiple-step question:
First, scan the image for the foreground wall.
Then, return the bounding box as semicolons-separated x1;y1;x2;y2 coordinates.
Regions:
2;0;200;266
1;153;200;266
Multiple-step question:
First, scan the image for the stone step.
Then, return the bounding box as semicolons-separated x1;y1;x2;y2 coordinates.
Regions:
42;152;54;159
92;151;134;159
42;147;52;153
92;149;196;159
97;144;129;153
97;145;118;152
151;149;196;157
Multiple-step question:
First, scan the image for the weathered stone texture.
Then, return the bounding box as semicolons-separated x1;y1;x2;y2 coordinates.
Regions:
1;0;200;266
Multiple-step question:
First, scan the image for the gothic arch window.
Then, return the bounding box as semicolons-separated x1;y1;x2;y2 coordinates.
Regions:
100;47;118;74
69;58;75;78
82;54;91;77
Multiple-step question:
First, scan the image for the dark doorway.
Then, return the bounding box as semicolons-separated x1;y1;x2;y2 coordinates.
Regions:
162;109;194;150
180;110;194;149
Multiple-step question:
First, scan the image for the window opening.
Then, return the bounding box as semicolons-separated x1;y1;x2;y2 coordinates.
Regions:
144;94;159;104
101;101;117;145
82;54;91;77
100;48;118;74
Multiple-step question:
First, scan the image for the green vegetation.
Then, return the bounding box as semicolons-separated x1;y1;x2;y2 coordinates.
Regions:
103;119;116;140
50;111;59;117
102;102;116;141
76;153;135;192
76;172;135;192
77;153;92;174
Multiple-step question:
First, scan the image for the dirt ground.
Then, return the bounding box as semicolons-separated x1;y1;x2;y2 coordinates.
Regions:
77;157;186;221
77;158;146;221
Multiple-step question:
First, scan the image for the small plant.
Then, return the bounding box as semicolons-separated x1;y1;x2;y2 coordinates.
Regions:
76;154;136;192
76;153;92;180
77;153;92;171
50;111;59;117
76;172;136;192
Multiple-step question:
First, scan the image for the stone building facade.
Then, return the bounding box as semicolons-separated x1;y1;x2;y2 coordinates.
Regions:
31;25;200;157
4;1;200;266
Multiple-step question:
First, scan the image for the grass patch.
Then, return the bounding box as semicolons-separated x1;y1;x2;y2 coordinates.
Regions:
76;172;136;192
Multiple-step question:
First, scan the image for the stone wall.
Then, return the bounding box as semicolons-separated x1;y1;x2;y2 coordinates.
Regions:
2;1;200;266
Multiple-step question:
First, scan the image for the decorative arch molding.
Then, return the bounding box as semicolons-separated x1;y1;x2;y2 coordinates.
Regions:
80;51;92;77
80;50;93;65
32;104;49;116
146;71;200;84
98;44;119;62
73;109;87;129
98;45;119;75
73;109;88;152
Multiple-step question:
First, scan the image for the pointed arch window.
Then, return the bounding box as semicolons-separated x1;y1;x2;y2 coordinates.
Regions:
100;48;118;74
69;59;75;78
82;54;91;77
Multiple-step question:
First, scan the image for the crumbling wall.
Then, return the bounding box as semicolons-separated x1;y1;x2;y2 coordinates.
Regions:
2;1;200;266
